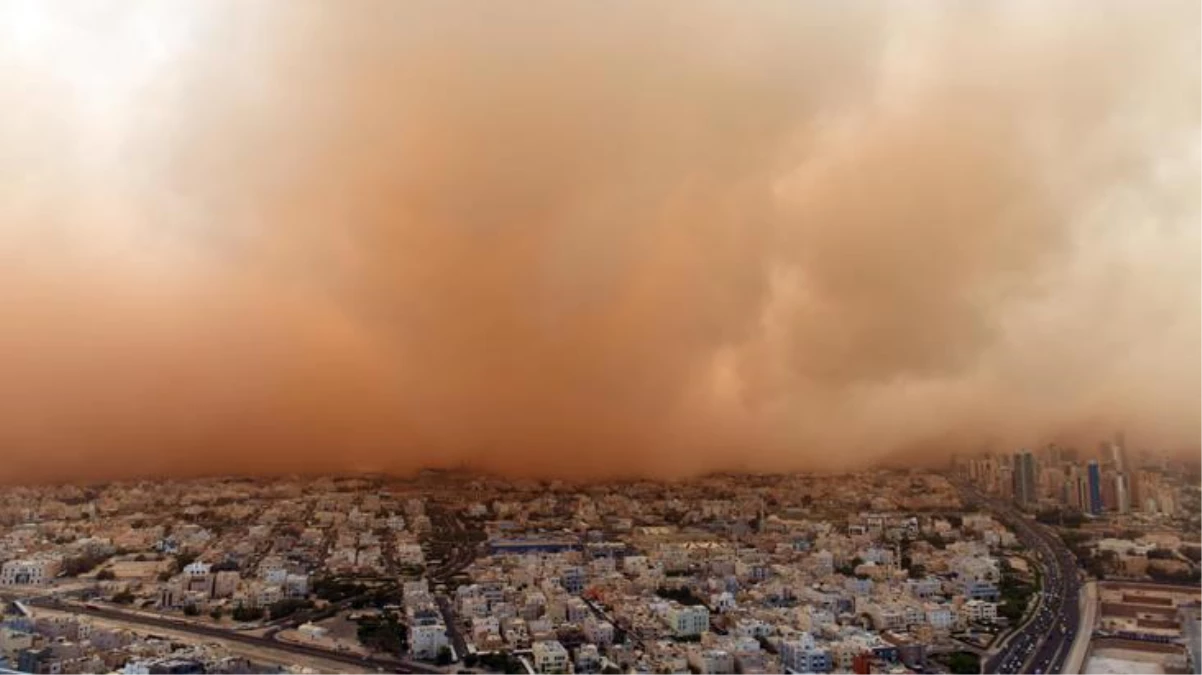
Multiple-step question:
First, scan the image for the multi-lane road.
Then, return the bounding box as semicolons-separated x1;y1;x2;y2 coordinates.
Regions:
958;482;1082;674
5;592;440;674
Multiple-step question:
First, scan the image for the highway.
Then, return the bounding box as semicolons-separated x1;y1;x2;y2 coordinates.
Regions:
19;596;441;674
956;482;1081;675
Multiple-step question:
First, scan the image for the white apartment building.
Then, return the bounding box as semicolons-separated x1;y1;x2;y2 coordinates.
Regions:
688;649;734;674
666;605;710;637
262;567;288;585
410;622;449;660
472;616;500;642
925;604;954;631
712;591;736;613
0;558;61;585
575;644;601;673
906;576;941;599
780;632;832;674
584;618;614;646
735;619;774;639
257;583;283;607
963;599;998;623
866;604;905;631
183;561;211;578
532;640;569;674
284;573;309;598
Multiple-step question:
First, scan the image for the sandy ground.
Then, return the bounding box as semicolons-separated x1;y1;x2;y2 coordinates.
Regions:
1083;648;1167;675
277;623;368;657
108;559;170;579
320;613;371;644
1064;581;1099;675
1081;653;1163;672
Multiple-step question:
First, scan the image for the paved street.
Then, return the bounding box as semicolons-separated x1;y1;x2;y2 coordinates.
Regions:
957;482;1082;674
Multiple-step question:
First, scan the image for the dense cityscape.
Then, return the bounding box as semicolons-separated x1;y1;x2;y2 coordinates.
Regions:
0;436;1197;675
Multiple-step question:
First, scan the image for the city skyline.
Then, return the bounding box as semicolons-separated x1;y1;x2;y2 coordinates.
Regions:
0;4;1198;674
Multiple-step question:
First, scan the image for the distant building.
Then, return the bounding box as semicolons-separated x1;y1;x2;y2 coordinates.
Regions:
1012;451;1037;506
488;537;581;555
1115;473;1131;514
1087;461;1103;515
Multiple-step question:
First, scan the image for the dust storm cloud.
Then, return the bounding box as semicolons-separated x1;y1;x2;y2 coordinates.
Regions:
0;1;1197;482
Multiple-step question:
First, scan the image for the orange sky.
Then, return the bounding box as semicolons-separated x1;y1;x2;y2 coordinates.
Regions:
0;1;1197;482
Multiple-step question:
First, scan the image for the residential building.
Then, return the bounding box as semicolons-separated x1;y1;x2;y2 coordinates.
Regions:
665;605;709;637
780;633;831;674
409;623;449;661
0;559;61;586
532;640;569;674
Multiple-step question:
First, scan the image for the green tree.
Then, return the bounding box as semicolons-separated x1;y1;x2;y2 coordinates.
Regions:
63;553;111;577
655;586;704;606
173;551;199;574
210;607;224;621
232;605;266;622
313;577;368;602
357;614;408;654
96;569;116;581
1061;511;1084;528
947;651;980;674
436;646;453;666
183;604;200;616
269;598;313;620
1085;556;1108;580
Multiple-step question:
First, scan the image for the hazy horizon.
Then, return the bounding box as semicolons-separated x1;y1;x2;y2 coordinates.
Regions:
0;1;1198;483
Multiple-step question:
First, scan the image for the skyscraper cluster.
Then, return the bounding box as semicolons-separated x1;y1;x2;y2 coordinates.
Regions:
959;433;1178;517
